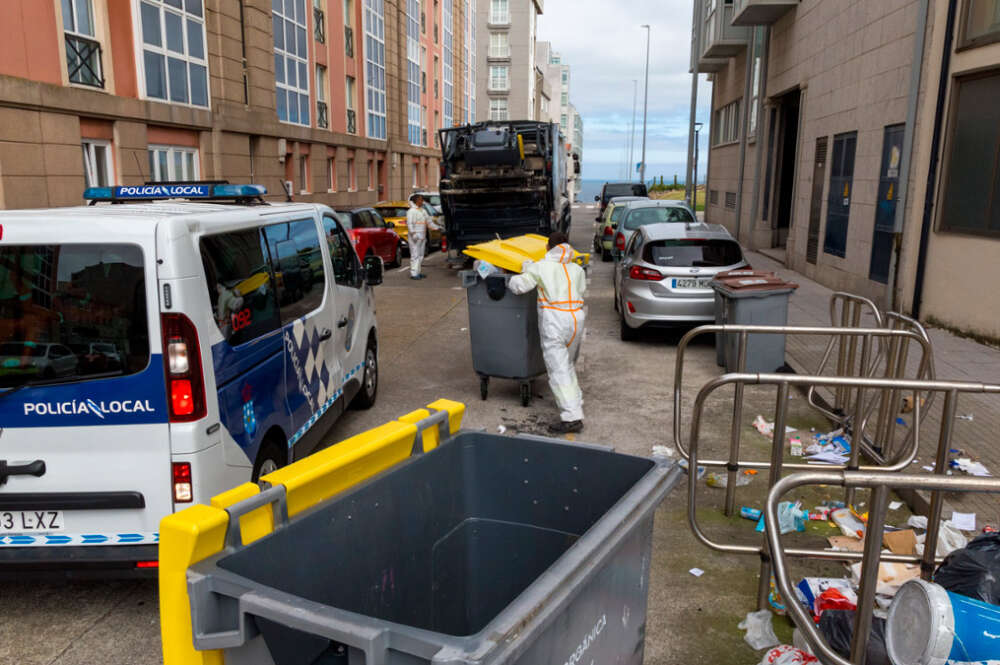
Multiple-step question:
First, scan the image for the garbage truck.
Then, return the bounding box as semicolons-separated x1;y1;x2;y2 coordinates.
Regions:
438;120;577;264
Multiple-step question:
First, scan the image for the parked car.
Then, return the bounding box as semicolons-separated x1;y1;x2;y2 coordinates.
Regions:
595;182;649;220
413;190;443;214
336;206;404;267
612;200;697;259
593;196;648;261
373;201;444;256
0;341;79;380
613;223;748;340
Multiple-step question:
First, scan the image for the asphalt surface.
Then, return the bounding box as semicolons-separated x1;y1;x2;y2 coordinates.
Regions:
0;203;779;665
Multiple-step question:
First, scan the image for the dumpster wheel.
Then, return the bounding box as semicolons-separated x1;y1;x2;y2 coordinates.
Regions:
479;375;489;400
519;382;531;407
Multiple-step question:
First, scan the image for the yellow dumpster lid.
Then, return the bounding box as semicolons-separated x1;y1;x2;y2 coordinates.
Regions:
462;234;590;273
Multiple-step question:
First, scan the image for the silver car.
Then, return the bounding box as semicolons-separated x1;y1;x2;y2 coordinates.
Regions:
612;200;697;259
613;223;748;340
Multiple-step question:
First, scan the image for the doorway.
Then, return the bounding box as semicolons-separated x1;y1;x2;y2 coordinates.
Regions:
771;88;800;248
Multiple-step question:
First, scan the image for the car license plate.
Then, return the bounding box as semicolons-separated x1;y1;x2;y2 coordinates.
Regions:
673;277;711;289
0;510;63;532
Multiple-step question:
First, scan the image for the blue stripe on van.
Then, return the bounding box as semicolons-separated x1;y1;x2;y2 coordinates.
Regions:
0;356;168;428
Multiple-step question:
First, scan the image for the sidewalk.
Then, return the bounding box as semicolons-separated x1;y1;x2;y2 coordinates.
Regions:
748;250;1000;529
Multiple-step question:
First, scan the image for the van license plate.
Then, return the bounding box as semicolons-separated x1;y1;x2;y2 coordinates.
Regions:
673;278;710;289
0;511;63;532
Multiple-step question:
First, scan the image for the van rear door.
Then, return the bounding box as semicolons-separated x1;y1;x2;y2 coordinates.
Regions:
0;240;170;555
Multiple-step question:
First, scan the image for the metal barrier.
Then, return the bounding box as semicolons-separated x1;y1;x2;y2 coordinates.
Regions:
672;324;933;515
766;471;1000;665
685;371;1000;609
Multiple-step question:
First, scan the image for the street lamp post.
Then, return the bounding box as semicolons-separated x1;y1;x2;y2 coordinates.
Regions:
628;79;637;183
694;121;703;207
640;24;650;187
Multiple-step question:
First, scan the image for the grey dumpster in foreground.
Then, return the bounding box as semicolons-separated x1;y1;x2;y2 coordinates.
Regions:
712;271;799;373
186;431;682;665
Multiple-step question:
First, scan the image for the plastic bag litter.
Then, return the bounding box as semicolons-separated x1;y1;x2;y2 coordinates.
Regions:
753;415;797;437
739;609;780;650
677;458;706;479
651;445;675;458
907;516;968;558
705;471;753;488
831;508;866;539
934;533;1000;605
817;610;889;665
473;259;501;279
756;645;819;664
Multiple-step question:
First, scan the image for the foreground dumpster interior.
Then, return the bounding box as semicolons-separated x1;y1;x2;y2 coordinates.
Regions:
218;433;655;640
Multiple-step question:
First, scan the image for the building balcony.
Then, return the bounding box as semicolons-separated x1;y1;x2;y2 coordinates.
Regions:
690;16;729;73
314;8;325;42
731;0;799;26
346;109;357;134
345;26;354;58
701;0;749;58
317;101;328;129
65;33;104;88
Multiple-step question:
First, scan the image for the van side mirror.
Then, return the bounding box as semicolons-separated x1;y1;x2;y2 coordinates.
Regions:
594;195;600;202
363;255;383;286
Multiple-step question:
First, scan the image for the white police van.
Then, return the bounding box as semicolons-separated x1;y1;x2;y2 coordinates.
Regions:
0;183;382;575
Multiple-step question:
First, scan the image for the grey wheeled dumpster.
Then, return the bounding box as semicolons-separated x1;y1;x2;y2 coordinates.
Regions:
185;430;683;665
711;272;799;373
461;270;545;406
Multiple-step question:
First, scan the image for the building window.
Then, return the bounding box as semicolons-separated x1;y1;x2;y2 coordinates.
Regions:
961;0;1000;48
273;0;310;125
561;92;567;106
148;144;199;181
327;157;336;192
347;156;356;191
489;31;509;58
823;131;858;258
367;159;375;191
489;98;508;121
62;0;104;88
561;70;568;84
412;162;419;188
363;0;387;139
82;140;113;187
345;75;357;133
138;0;209;106
299;154;310;193
406;0;421;145
712;99;741;145
725;192;737;209
422;45;427;93
489;0;509;24
488;65;509;91
939;70;1000;236
442;0;453;128
709;189;719;206
749;29;763;136
316;64;329;128
560;113;567;130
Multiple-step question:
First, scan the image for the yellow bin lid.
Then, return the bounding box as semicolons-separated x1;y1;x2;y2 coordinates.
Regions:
462;234;590;273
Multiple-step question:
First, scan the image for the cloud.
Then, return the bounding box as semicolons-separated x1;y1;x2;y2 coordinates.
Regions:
537;0;713;182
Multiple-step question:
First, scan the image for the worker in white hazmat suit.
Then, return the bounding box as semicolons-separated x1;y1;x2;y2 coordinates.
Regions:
508;231;587;433
406;193;441;280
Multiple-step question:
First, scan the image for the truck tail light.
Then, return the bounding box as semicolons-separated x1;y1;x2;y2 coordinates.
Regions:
629;266;664;281
161;313;206;422
172;462;192;503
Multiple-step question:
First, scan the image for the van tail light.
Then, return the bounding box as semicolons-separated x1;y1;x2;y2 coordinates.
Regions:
172;462;192;503
615;233;626;251
161;313;206;422
629;266;665;281
603;225;614;236
136;560;159;569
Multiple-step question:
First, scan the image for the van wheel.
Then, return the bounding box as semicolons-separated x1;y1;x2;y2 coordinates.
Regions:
252;439;286;482
350;340;378;409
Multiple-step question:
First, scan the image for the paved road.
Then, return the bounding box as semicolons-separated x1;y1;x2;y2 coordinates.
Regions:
0;204;737;665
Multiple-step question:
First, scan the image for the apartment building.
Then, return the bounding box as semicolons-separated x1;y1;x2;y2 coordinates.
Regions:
693;0;1000;340
477;0;542;120
0;0;475;210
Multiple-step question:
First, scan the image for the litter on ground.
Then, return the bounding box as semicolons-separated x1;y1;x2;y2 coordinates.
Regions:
753;415;797;437
739;609;779;650
689;567;705;577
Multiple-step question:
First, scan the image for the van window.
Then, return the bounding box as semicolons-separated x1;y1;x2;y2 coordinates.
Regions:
604;183;647;202
322;215;361;288
378;206;409;218
201;230;281;346
0;244;149;388
263;220;326;322
644;239;744;268
623;206;695;230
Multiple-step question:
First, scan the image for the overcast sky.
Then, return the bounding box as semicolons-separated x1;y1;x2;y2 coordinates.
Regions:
536;0;712;183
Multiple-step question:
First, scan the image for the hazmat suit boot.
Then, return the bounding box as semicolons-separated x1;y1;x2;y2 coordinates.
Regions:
548;419;583;434
508;243;587;428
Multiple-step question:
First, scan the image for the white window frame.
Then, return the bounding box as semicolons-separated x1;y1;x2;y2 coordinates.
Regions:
442;0;453;128
367;160;375;191
363;0;387;140
299;154;310;194
82;139;113;188
489;98;508;121
489;32;509;58
348;157;357;191
327;156;337;192
316;64;327;102
273;0;311;126
134;0;210;108
63;0;104;88
488;65;509;91
147;144;199;182
406;0;421;145
412;162;418;188
489;0;509;24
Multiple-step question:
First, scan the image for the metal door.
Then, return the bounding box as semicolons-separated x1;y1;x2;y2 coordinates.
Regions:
869;124;904;283
806;136;828;264
823;131;857;258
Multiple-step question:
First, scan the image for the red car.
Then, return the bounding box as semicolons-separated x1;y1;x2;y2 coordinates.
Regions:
333;207;403;267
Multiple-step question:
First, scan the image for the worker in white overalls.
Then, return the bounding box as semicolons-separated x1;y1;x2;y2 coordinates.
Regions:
406;193;441;280
508;231;587;433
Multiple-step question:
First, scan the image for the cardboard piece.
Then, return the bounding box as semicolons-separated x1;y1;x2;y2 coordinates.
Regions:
883;529;918;556
827;536;865;552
